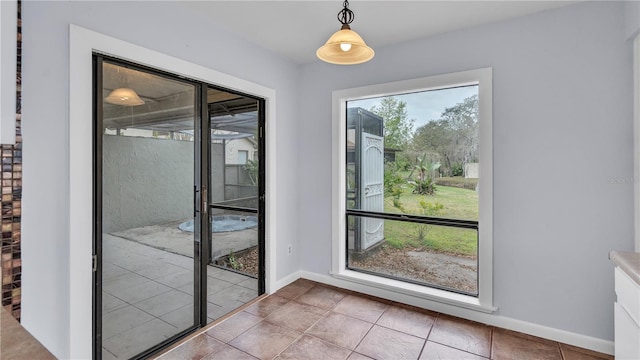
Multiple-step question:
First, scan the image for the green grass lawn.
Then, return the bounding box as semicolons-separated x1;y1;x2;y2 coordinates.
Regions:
381;185;478;256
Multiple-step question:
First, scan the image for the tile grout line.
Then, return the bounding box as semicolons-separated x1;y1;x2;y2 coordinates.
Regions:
558;341;566;360
161;280;612;360
271;330;306;359
270;285;369;359
415;311;439;360
348;313;376;356
488;323;494;359
309;290;439;359
269;287;345;358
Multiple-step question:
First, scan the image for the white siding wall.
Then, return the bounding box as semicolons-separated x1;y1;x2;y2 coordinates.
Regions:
225;138;256;165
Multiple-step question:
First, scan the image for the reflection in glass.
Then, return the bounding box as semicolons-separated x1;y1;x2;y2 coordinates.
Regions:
206;87;260;324
101;61;196;359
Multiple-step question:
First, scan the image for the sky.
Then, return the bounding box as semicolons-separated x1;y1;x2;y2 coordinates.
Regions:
348;85;478;131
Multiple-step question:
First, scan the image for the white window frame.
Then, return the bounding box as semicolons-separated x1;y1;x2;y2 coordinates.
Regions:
331;68;494;313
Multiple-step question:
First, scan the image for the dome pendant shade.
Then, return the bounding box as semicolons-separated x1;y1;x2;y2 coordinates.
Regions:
316;1;374;65
105;88;145;106
316;25;374;65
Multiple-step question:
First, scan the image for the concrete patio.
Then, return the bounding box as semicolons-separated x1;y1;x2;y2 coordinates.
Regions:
102;234;258;359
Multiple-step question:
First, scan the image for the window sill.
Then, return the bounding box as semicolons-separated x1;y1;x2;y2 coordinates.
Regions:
331;269;497;314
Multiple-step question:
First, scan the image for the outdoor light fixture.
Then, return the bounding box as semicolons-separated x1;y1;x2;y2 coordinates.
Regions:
316;0;374;65
105;88;145;106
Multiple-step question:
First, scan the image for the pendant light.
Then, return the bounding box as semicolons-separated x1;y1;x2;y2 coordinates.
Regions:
105;87;145;106
316;0;374;65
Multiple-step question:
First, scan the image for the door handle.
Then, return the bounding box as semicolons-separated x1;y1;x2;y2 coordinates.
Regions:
194;186;199;217
201;186;208;214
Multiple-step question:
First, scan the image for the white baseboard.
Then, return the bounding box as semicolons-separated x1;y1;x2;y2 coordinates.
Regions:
270;271;301;294
299;271;614;355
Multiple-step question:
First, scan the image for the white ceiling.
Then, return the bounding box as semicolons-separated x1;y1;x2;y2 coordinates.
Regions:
182;1;578;64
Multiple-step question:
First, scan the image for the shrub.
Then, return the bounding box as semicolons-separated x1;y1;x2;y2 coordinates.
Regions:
244;159;259;185
416;200;444;241
434;177;478;190
410;178;437;195
395;154;412;171
384;166;404;195
391;187;406;212
409;155;440;196
451;163;464;177
227;250;244;270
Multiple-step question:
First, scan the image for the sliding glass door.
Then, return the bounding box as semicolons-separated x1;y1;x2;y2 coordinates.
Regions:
93;56;265;359
205;86;264;321
96;58;200;359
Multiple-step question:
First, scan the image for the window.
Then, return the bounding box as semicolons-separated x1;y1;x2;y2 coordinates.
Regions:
332;68;493;311
238;150;248;165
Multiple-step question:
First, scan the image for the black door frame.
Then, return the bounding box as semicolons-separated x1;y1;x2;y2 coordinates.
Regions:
206;84;266;295
92;54;266;359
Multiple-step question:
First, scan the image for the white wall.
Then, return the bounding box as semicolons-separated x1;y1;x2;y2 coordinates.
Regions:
102;135;194;233
22;1;299;358
625;0;640;40
297;0;633;347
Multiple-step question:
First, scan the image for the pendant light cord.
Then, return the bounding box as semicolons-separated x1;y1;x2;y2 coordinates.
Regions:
337;0;354;27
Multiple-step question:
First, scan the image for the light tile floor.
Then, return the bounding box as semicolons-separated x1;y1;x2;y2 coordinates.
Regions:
102;235;258;359
157;279;614;360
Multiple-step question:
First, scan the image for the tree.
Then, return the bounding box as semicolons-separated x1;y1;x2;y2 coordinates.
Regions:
411;95;478;176
370;97;415;150
440;94;478;165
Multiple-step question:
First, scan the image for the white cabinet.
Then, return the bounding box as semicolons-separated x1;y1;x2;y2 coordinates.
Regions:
614;266;640;360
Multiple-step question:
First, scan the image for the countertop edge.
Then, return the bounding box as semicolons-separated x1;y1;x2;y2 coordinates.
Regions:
610;251;640;286
1;307;56;359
